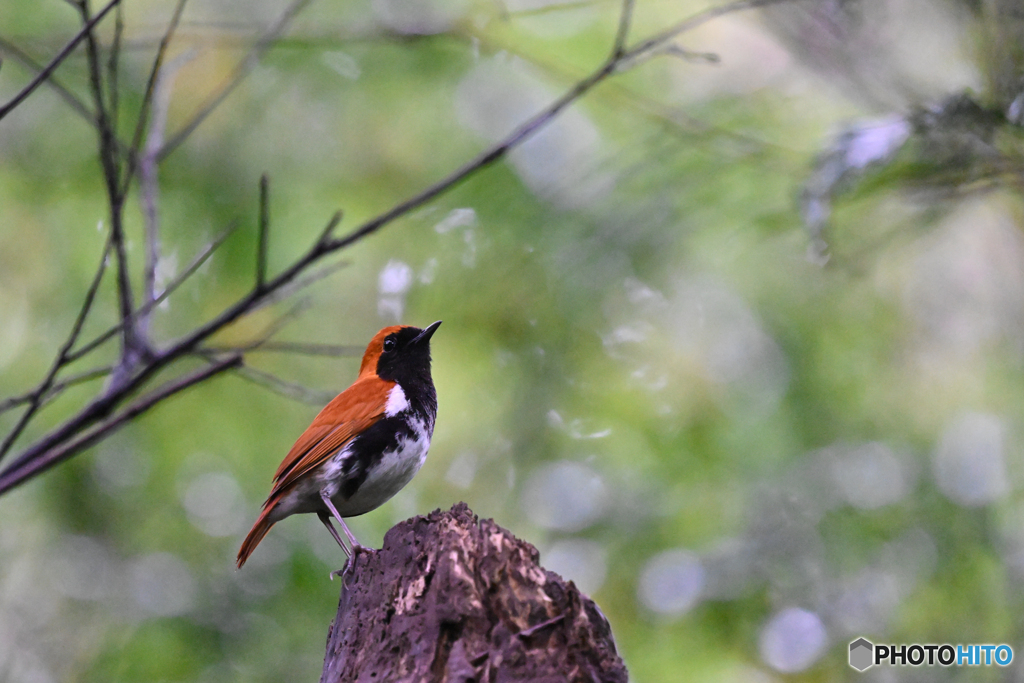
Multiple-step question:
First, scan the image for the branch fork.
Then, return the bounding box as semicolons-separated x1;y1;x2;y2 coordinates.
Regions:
0;0;788;494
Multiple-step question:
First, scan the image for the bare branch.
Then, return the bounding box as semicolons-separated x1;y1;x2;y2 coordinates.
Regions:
318;0;790;256
141;163;161;330
158;246;344;361
620;0;787;67
0;355;241;494
612;0;635;58
0;0;789;494
241;342;362;357
0;35;95;124
618;41;722;73
67;220;241;365
0;238;111;462
204;297;316;356
0;230;334;486
107;3;124;136
662;44;720;64
0;0;120;121
140;48;193;335
148;220;238;298
122;0;188;195
76;0;142;373
321;69;618;255
318;210;343;246
233;365;338;406
503;0;597;18
156;0;313;163
0;366;114;416
249;257;350;314
201;300;359;358
1;354;180;483
257;174;270;290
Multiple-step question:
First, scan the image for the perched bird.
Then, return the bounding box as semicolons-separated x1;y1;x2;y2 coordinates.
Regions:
237;321;441;569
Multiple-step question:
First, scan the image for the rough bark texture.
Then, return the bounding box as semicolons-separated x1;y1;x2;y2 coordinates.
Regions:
320;503;628;683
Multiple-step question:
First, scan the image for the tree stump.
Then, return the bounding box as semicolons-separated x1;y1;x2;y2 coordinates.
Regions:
320;503;628;683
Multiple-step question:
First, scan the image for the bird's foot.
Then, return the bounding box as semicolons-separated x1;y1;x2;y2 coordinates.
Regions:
329;543;367;581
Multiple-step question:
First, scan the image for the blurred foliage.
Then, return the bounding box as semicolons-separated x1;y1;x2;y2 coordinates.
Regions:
3;0;1024;682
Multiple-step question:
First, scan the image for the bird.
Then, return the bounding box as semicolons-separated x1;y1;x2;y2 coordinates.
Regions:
237;321;441;569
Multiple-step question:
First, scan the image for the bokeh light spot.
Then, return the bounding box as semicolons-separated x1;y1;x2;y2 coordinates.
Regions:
934;412;1009;507
637;549;705;616
521;461;607;532
759;607;827;673
543;538;607;596
181;471;246;538
130;553;196;617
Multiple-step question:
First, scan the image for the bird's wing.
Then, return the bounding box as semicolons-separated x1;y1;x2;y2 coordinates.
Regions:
266;375;394;503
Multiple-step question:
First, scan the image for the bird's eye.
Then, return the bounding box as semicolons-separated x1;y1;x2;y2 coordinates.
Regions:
383;338;396;352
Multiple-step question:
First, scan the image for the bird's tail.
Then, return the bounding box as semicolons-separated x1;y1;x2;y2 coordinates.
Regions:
236;495;281;568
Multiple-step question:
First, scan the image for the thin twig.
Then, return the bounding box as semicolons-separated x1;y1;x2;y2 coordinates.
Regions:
156;0;313;163
503;0;596;18
247;258;350;314
141;164;161;333
0;366;114;415
245;297;316;346
67;220;240;364
318;210;343;245
257;174;270;290
620;0;785;67
616;42;722;73
238;342;362;357
0;234;337;486
122;0;189;195
107;3;124;139
0;238;111;462
202;301;361;357
77;0;141;372
319;0;789;255
70;222;241;366
0;356;241;494
0;0;121;121
661;44;720;64
140;49;193;335
321;65;619;256
233;365;338;405
0;35;95;124
200;297;316;358
612;0;635;58
1;351;182;480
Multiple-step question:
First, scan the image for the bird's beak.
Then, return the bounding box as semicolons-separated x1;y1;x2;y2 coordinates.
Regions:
411;320;442;345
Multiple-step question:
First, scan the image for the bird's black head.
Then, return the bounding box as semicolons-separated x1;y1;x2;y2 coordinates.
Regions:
373;321;441;386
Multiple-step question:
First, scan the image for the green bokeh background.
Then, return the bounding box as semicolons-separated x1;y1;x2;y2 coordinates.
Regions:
2;1;1024;681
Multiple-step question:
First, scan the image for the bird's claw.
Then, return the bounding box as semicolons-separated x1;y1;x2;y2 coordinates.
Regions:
328;544;366;581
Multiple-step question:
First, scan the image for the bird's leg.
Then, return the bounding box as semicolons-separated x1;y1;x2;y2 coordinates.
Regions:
317;511;351;557
319;490;363;550
320;490;365;579
339;519;362;552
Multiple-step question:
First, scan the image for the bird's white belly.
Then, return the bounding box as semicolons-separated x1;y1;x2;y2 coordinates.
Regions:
331;418;431;517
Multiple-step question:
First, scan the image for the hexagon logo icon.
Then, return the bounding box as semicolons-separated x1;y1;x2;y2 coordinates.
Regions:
849;637;874;671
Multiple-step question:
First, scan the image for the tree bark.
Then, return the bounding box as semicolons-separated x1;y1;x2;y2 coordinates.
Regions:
321;503;628;683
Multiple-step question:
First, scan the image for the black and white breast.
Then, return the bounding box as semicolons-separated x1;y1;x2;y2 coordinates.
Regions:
329;383;435;517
